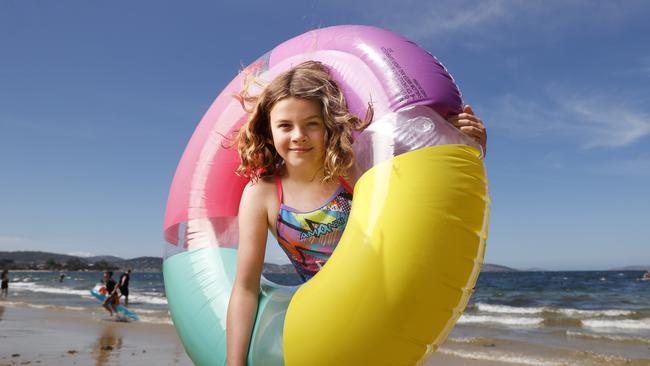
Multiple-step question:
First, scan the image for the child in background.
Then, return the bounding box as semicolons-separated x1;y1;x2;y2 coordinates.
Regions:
226;61;486;365
101;271;119;316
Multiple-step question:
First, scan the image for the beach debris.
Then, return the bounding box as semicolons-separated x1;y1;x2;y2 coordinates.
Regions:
67;350;77;355
11;354;19;357
101;345;113;351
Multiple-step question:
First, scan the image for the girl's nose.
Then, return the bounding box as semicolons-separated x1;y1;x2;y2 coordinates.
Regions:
291;127;308;142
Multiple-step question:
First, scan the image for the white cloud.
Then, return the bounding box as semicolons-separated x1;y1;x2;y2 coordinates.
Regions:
485;90;650;149
391;0;509;40
366;0;649;47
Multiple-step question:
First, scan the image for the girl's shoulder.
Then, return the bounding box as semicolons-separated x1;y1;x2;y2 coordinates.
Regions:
241;176;278;206
240;177;281;225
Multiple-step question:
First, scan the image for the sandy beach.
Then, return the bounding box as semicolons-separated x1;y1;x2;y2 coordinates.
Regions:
0;305;192;366
2;301;650;366
0;303;484;366
0;304;482;366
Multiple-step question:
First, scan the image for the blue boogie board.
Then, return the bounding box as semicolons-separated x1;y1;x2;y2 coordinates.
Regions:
91;284;139;321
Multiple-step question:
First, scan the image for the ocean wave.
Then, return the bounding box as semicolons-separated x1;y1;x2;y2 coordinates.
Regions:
132;308;168;315
583;318;650;330
438;348;564;366
458;315;543;327
24;304;89;312
10;282;168;305
474;303;635;318
475;303;544;314
446;336;489;344
11;282;89;297
138;315;174;325
566;330;650;344
130;294;168;305
556;308;633;317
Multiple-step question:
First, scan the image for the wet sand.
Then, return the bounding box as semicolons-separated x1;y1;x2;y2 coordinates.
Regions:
0;305;192;366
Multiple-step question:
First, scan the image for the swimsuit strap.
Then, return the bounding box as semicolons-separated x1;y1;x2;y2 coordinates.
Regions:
275;174;284;204
338;177;353;193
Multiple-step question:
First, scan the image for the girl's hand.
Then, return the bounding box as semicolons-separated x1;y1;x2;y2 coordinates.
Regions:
447;105;487;156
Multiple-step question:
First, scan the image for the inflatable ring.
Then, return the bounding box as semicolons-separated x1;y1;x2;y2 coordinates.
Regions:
163;25;489;366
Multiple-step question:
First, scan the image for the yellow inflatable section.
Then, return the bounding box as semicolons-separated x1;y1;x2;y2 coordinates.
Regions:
284;144;489;366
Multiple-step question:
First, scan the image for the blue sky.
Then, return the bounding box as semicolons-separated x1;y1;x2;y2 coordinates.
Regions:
1;1;648;270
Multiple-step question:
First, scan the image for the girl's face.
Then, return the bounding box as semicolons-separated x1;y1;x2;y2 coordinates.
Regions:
269;97;327;173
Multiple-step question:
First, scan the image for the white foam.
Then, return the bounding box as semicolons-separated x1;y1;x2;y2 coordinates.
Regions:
23;303;88;312
130;294;168;305
583;318;650;331
476;303;544;314
138;315;174;325
566;330;650;344
447;337;484;344
439;348;564;366
557;308;633;317
132;308;167;315
10;282;168;306
458;315;543;327
475;303;634;318
11;282;89;297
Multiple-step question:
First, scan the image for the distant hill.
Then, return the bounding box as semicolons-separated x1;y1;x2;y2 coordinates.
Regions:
482;263;519;272
0;251;531;273
610;265;650;271
0;251;79;264
85;255;125;263
0;251;162;272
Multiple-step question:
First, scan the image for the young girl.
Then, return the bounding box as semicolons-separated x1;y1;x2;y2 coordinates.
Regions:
226;61;486;365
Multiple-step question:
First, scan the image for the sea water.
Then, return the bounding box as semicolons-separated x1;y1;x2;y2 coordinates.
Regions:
2;270;649;364
1;271;170;324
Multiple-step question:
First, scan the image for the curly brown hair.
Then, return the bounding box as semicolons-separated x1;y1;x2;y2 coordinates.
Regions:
235;60;373;182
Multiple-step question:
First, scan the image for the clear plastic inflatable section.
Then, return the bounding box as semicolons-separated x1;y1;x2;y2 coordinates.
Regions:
351;105;482;184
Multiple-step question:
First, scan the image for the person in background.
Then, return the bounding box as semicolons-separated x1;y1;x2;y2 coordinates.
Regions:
119;269;132;307
1;269;8;299
102;271;119;316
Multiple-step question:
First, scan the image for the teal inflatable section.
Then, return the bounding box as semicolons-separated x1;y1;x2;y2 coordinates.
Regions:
163;247;297;365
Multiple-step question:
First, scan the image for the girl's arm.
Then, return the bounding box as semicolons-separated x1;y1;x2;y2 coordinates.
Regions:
226;182;269;366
